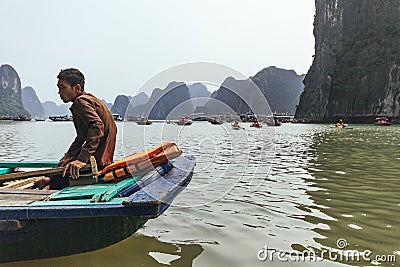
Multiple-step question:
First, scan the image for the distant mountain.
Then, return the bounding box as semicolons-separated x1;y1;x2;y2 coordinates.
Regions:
251;66;305;113
111;95;130;118
205;77;264;114
0;64;30;116
131;92;149;106
203;66;305;115
127;81;194;119
22;86;45;119
188;83;211;108
42;101;71;117
101;99;113;111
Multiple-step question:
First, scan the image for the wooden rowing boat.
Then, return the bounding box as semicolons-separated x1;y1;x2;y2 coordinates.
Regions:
0;155;195;263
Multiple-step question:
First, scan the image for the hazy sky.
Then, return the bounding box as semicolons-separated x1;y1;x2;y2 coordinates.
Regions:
1;0;315;104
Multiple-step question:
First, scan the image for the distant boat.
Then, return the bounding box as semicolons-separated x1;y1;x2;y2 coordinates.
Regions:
49;115;73;122
329;119;353;129
265;116;281;126
136;118;152;125
0;116;13;121
112;114;123;121
176;117;192;126
231;121;243;130
12;116;31;121
209;118;223;125
250;121;262;128
34;119;45;122
374;117;392;126
192;116;209;121
329;124;353;129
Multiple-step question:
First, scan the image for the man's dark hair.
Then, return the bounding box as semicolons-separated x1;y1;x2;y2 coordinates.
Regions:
57;68;85;90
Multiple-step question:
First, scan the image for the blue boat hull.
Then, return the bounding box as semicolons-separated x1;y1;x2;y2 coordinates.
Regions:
0;216;147;263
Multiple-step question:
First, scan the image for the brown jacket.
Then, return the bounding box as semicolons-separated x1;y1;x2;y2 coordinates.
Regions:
66;92;117;167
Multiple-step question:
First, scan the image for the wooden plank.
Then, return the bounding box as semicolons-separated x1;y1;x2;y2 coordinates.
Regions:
0;190;55;206
0;189;57;195
0;166;91;183
0;161;58;168
0;167;64;183
1;177;41;189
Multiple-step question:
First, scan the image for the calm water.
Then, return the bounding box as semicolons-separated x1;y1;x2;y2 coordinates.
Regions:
0;121;399;267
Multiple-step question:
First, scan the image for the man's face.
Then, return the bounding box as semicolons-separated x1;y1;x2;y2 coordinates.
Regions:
57;79;79;103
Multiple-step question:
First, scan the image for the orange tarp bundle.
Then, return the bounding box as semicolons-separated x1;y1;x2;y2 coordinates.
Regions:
100;141;182;182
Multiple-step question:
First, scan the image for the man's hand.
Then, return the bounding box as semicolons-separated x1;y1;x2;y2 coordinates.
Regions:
58;153;71;167
63;160;86;179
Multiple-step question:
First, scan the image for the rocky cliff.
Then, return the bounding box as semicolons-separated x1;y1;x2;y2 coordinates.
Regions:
22;86;45;119
111;95;130;118
296;0;400;122
0;64;30;116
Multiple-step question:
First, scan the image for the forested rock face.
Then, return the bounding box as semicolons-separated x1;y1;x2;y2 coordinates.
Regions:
296;0;400;123
0;64;30;116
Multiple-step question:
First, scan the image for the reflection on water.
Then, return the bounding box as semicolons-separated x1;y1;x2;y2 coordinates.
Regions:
0;122;397;266
298;126;400;266
1;233;203;267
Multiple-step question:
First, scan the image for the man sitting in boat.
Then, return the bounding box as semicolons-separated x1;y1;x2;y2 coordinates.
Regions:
36;68;117;189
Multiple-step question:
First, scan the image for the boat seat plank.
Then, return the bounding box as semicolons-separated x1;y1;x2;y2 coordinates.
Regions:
0;190;57;206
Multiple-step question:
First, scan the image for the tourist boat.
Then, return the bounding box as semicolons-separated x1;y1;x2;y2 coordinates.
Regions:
265;116;281;126
250;121;262;128
0;116;13;121
12;116;32;121
136;118;152;125
49;115;73;122
192;116;209;121
0;149;194;263
209;118;223;125
329;124;353;129
374;117;392;126
231;121;243;130
176;117;193;126
329;119;353;129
